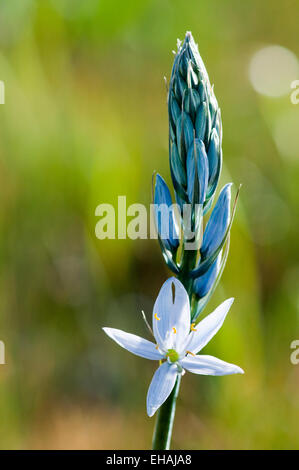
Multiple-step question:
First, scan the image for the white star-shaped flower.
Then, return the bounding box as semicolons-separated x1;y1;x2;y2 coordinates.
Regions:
103;277;244;417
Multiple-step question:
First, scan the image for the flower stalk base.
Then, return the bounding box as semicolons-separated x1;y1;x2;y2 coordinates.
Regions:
152;374;181;450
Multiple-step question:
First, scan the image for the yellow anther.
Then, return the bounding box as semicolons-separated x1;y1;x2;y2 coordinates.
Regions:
155;344;159;350
190;323;197;332
186;350;195;357
154;313;160;321
172;327;177;334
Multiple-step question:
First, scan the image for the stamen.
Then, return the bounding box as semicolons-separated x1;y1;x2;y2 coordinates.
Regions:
141;310;154;337
186;350;195;357
155;344;159;350
190;323;197;332
154;313;160;321
172;327;177;334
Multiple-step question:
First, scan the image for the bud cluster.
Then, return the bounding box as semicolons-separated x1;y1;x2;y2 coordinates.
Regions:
153;32;239;321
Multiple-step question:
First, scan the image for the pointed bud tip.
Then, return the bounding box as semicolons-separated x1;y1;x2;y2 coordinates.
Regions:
183;31;195;47
155;173;167;188
221;182;233;194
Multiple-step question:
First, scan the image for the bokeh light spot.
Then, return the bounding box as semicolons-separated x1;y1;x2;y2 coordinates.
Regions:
249;45;299;97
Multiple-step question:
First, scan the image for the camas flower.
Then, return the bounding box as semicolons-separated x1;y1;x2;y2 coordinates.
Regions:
103;277;244;417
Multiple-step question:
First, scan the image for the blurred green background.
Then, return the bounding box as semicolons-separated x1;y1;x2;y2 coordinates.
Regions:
0;0;298;449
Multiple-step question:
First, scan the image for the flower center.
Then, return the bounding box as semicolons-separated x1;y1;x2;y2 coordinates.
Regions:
166;348;179;363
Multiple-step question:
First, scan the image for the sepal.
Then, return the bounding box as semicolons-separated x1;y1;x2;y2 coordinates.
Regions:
201;183;231;259
154;174;180;253
186;139;209;205
193;254;221;298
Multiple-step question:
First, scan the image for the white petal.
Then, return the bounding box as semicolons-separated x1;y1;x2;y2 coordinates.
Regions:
146;362;178;417
180;354;244;376
103;328;163;360
186;298;234;354
152;277;190;351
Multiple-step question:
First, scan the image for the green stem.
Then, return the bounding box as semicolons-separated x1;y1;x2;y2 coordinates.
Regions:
151;374;181;450
151;248;197;450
